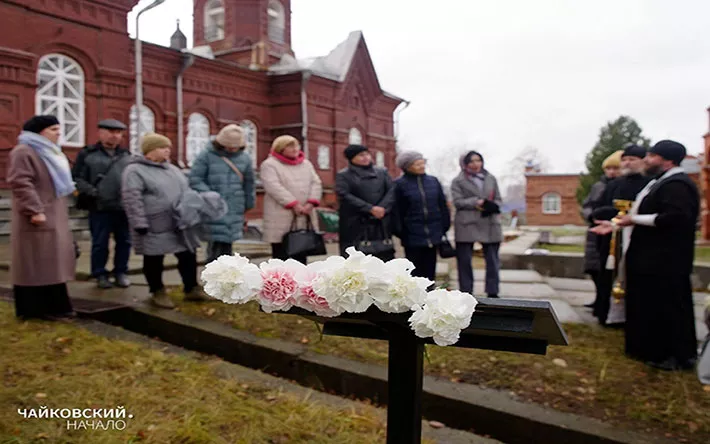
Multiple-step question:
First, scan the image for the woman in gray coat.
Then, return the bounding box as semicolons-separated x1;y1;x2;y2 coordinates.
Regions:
122;133;207;309
451;151;503;298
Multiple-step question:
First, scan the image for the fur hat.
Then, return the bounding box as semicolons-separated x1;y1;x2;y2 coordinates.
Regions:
344;144;368;161
395;151;424;170
141;133;171;154
602;150;623;169
22;115;60;134
649;140;686;165
216;124;245;149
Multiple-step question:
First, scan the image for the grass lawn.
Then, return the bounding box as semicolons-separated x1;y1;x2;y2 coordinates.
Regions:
177;298;710;444
0;303;397;443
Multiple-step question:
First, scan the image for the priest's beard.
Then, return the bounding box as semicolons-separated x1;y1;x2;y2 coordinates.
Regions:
645;164;664;177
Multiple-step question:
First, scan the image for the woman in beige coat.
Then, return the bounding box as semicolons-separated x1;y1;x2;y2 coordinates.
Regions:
8;115;76;320
261;135;322;263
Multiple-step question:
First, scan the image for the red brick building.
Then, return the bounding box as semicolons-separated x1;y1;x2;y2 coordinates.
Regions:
524;171;582;226
0;0;404;213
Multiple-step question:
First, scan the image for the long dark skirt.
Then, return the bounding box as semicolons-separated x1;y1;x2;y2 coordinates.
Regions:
625;272;697;364
14;283;73;319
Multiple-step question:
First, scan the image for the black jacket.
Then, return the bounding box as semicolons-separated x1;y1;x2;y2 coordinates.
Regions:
394;173;450;248
626;172;699;276
72;143;133;211
335;164;396;254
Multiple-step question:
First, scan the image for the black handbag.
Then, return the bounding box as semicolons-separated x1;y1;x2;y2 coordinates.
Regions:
438;234;456;258
282;215;327;257
357;219;395;256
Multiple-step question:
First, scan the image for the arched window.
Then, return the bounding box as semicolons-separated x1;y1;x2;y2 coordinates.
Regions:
186;113;210;166
239;120;258;168
542;192;562;215
267;1;285;44
204;0;225;41
348;127;362;145
317;145;330;170
375;151;385;168
129;104;155;155
35;54;85;147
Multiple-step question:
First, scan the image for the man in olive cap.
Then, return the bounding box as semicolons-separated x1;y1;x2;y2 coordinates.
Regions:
72;118;133;289
592;140;698;370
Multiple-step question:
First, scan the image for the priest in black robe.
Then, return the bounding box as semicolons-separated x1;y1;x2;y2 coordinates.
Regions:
592;140;698;370
589;144;650;325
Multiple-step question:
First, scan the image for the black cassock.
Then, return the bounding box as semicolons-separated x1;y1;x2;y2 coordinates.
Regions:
591;173;650;324
624;171;698;365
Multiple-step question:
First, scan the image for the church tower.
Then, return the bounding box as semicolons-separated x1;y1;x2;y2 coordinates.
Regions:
193;0;293;66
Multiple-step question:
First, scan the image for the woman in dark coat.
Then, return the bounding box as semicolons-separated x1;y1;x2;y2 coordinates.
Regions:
394;151;450;280
335;144;396;261
8;115;76;320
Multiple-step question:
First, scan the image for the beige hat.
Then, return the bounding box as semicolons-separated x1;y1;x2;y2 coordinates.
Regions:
602;150;623;169
141;133;171;154
271;135;300;153
216;124;245;149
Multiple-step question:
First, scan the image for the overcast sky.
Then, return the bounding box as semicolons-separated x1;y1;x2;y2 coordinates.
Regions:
128;0;710;176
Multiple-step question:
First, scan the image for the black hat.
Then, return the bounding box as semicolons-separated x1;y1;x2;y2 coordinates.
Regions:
22;115;60;134
649;140;686;165
622;144;647;159
344;144;368;161
463;150;484;166
98;119;127;130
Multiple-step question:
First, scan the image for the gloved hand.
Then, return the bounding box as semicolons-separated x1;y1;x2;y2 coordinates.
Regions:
135;227;148;236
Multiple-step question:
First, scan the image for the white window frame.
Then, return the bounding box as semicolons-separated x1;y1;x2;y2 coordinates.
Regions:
542;192;562;215
129;104;156;155
204;0;225;42
267;0;285;44
240;120;258;169
317;145;331;170
35;54;85;147
348;127;362;145
186;113;211;166
375;151;385;168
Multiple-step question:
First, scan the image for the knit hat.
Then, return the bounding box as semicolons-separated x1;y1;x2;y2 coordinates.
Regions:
22;115;60;134
649;140;686;165
622;144;646;159
216;124;245;149
271;135;299;153
141;133;171;154
396;151;425;170
602;150;623;169
344;144;368;161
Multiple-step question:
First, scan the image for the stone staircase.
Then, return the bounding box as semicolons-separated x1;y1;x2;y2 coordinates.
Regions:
0;193;90;244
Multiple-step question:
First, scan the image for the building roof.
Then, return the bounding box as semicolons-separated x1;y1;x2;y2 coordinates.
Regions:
269;31;404;102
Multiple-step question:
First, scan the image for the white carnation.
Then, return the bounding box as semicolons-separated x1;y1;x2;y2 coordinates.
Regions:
310;247;382;314
408;289;477;346
200;254;263;304
370;258;433;313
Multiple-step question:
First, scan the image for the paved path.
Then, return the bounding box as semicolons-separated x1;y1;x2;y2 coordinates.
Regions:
440;263;708;341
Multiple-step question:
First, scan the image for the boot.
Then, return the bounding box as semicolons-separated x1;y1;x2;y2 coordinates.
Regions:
184;287;211;302
150;289;175;309
114;273;131;288
97;275;113;289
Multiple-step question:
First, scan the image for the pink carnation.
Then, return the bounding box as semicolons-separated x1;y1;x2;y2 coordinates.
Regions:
297;284;338;317
257;259;301;313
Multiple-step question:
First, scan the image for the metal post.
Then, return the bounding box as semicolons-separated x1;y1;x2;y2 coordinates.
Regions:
134;0;166;147
386;324;424;444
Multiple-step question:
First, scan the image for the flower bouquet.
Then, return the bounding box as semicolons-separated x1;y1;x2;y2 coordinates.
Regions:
201;247;478;346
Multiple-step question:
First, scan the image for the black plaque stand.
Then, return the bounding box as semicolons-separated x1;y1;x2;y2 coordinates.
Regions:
386;323;424;444
274;298;568;444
